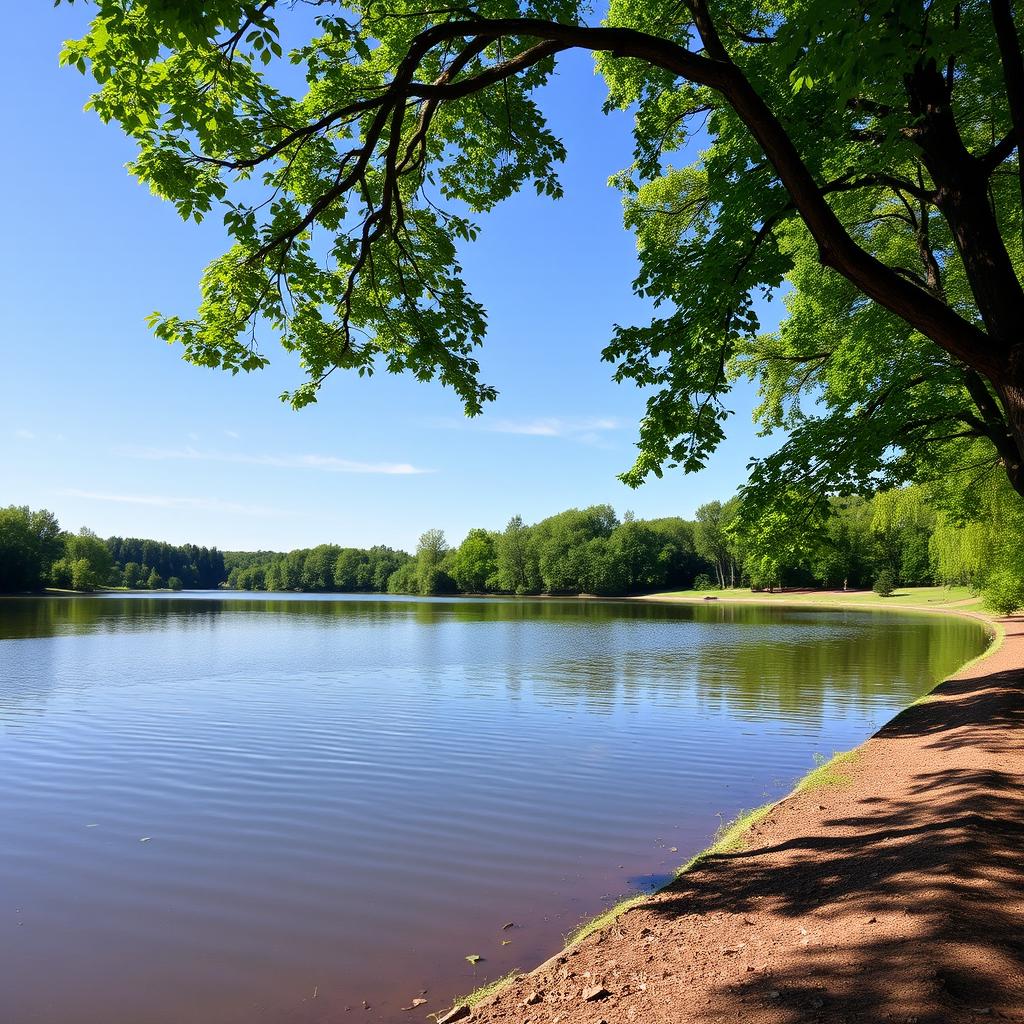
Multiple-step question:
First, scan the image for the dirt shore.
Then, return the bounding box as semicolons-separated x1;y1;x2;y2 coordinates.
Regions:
457;611;1024;1024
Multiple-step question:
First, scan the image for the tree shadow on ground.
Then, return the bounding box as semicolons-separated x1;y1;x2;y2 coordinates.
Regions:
644;617;1024;1022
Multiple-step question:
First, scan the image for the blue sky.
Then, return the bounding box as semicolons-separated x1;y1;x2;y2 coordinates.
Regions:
1;6;782;552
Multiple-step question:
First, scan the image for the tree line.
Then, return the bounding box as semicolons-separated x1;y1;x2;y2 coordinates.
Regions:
2;484;1022;612
0;508;223;593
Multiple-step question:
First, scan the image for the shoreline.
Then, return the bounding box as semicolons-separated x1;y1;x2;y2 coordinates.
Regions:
444;599;1023;1023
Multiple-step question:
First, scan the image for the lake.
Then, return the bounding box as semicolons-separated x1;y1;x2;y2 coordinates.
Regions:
0;594;987;1023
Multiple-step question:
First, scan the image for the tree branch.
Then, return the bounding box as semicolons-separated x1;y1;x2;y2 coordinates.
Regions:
991;0;1024;213
235;15;998;380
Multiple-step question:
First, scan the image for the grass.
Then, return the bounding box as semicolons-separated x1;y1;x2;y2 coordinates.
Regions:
644;584;979;610
450;751;870;1016
565;801;775;949
794;750;858;793
437;971;520;1019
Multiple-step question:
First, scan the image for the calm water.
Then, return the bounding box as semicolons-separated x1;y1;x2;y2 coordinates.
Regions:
0;594;986;1023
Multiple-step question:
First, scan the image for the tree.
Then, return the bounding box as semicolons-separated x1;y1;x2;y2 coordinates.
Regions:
65;528;115;589
0;505;61;592
532;506;618;592
415;528;454;594
64;2;1024;507
494;515;538;594
449;528;498;593
71;558;98;592
607;517;661;592
167;575;184;591
930;462;1024;611
146;567;164;590
808;496;876;590
302;544;340;591
693;502;730;589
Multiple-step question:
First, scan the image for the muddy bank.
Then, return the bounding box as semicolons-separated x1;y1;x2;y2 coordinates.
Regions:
455;613;1024;1023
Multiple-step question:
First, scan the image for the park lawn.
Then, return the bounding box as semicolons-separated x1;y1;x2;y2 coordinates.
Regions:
644;585;980;609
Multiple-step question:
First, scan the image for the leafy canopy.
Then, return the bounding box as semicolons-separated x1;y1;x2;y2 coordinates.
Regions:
60;0;1021;503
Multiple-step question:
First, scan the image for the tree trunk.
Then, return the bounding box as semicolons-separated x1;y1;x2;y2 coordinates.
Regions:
996;375;1024;495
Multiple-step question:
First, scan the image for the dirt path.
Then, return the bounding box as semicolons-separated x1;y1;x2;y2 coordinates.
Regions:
459;614;1024;1024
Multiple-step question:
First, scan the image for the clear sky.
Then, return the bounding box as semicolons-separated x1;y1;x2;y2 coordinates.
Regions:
1;6;782;553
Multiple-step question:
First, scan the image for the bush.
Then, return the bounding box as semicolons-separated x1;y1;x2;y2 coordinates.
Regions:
693;572;717;591
70;558;98;592
873;570;895;597
167;576;183;591
981;569;1024;616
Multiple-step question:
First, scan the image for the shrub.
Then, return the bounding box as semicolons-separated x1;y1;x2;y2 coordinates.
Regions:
693;572;717;591
70;558;98;592
981;569;1024;616
873;569;895;597
167;576;183;591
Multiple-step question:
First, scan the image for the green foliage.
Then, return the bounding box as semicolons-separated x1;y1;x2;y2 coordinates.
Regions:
61;0;1023;510
872;569;895;598
981;571;1024;616
0;506;63;592
930;465;1024;614
692;573;715;591
64;529;116;589
414;528;456;595
448;528;498;593
167;576;184;591
110;537;224;588
70;558;99;592
494;515;539;595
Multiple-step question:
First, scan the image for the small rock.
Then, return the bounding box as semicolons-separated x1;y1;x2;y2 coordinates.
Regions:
583;986;611;1002
436;1006;471;1024
400;997;427;1010
767;990;781;1000
502;921;515;930
524;992;543;1006
867;916;878;924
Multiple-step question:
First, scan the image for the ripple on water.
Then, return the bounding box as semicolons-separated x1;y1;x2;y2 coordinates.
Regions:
0;595;986;1024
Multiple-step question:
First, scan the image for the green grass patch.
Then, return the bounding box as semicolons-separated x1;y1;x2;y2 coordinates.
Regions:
563;892;648;948
794;750;858;793
565;802;774;949
438;971;520;1019
647;585;979;609
677;802;775;873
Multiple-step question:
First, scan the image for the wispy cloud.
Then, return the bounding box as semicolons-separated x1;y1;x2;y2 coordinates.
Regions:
115;445;431;476
59;489;284;517
224;430;241;439
15;428;35;440
432;415;622;444
485;416;621;438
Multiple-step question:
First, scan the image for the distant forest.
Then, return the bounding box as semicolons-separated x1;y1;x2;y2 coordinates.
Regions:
4;485;1017;606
